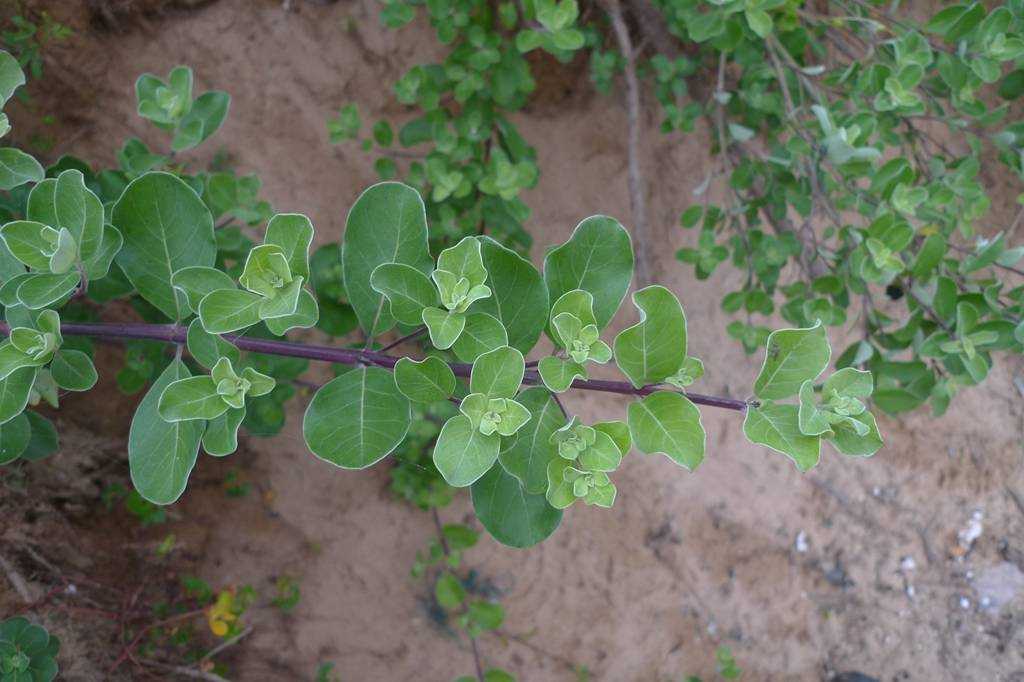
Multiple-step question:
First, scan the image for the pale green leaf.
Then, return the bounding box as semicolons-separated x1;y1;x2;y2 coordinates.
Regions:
743;401;821;472
593;420;631;456
186;318;239;369
0;50;25;104
470;345;524;399
537;356;586;393
171;266;236;314
198;288;263;334
753;322;831;400
433;414;501;487
113;172;216;320
0;366;34;424
303;366;411;468
613;285;687;388
452;311;507;362
16;271;79;309
797;380;833;436
823;367;873;399
264;213;314;280
543;215;633;329
0;148;43;191
370;262;437;326
829;410;883;457
50;349;97;392
627;391;705;470
203;406;246;457
172;90;230;152
422;306;466;349
83;224;122;280
129;360;205;504
394;356;456;403
158;375;229;422
0;221;52;270
264;288;319;335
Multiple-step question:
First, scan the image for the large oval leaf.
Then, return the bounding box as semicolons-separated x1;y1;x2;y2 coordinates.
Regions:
129;360;205;505
112;172;216;320
614;285;687;388
743;401;821;472
471;463;563;548
471;237;548;353
433;414;501;487
753;322;831;400
627;390;705;470
543;215;633;330
498;387;564;494
0;366;34;424
303;366;411;469
341;183;432;337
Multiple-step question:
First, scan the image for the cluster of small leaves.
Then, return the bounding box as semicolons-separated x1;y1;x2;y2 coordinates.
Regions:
0;55;882;554
744;322;883;472
330;0;592;252
0;617;59;682
629;0;1024;417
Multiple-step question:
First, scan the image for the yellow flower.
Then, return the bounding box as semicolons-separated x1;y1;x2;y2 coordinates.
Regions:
208;590;237;637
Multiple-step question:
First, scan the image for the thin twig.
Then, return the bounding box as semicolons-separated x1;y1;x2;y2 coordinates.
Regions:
603;0;652;288
380;327;428;353
199;626;253;663
137;659;231;682
0;553;33;603
0;322;752;412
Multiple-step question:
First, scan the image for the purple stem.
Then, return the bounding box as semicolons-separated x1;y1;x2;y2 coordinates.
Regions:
0;321;751;412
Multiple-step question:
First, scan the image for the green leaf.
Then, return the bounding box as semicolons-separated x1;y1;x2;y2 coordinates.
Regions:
84;224;123;280
0;411;29;464
435;574;465;609
50;349;97;391
45;169;105;261
433;414;501;487
264;289;319;335
627;391;705;470
113;172;216;320
303;366;411;469
203;406;246;456
172;91;230;152
797;380;832;437
537;356;586;393
0;221;53;270
613;285;687;388
171;266;236;314
452;312;508;362
472;463;562;547
594;420;631;456
342;183;432;337
909;233;946;278
158;375;228;422
129;360;204;504
745;8;772;37
470;345;524;399
422;306;466;349
498;386;563;494
543;215;633;330
753;322;831;400
394;356;456;403
0;148;44;191
264;213;314;280
471;237;548;353
198;288;263;334
438;236;487;285
0;366;34;424
186;318;239;369
829;410;883;457
257;276;304;319
16;271;79;309
370;262;437;326
0;50;25;104
823;367;873;398
21;411;58;461
743;401;821;472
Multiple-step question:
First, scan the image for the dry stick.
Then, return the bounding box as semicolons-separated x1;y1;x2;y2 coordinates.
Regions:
199;626;254;663
105;608;206;678
0;322;751;412
603;0;653;288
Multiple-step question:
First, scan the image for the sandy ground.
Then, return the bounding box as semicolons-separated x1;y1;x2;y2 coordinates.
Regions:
2;1;1024;680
